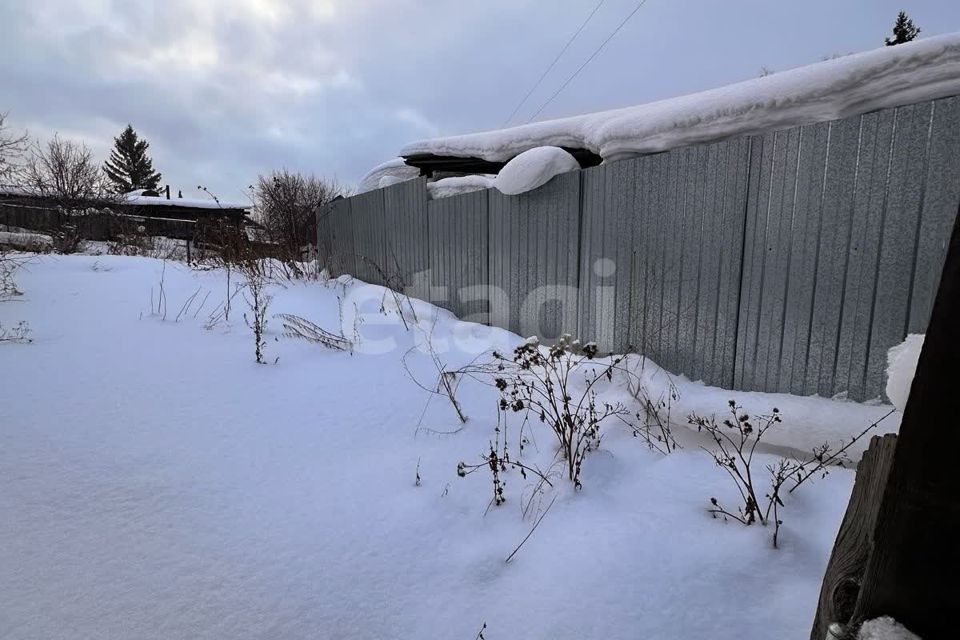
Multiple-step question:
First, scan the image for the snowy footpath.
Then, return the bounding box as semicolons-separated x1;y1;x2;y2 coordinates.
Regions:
0;255;901;639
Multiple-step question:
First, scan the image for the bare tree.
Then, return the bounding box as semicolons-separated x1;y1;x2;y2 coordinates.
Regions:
23;135;108;206
252;169;343;259
0;112;28;183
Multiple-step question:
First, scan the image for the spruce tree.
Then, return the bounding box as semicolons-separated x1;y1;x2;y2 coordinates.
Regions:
885;11;921;46
103;124;162;193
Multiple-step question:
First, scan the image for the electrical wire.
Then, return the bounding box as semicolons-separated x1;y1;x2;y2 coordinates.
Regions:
500;0;606;127
526;0;649;123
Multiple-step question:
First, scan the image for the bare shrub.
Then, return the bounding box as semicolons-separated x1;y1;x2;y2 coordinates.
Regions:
0;320;32;344
240;257;272;364
404;321;472;429
625;361;680;455
106;219;152;256
456;335;633;496
253;169;343;261
456;416;557;510
51;223;83;254
22;135;109;206
689;401;895;547
495;335;631;488
1;250;28;301
0;112;27;182
149;261;169;320
276;313;351;351
1;250;33;345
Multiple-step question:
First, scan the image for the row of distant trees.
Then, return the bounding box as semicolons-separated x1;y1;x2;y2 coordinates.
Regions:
0;118;161;202
0;115;343;251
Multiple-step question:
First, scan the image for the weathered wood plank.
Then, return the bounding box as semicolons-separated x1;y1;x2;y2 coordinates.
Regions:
849;206;960;638
810;433;898;640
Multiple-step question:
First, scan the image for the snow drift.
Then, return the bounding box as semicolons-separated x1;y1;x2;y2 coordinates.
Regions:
0;254;905;639
402;33;960;164
858;617;922;640
493;146;579;195
885;334;925;411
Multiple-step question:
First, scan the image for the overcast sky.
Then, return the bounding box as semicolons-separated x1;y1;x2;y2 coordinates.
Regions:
2;1;958;202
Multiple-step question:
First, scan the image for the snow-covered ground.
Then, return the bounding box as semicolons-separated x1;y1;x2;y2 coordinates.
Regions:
0;255;901;639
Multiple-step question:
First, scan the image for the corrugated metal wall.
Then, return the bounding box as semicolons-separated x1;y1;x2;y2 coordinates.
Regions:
320;96;960;401
426;189;489;321
735;97;960;399
382;177;430;287
489;171;581;338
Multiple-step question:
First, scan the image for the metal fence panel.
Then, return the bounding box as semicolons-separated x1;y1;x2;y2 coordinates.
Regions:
578;161;633;352
328;97;960;402
836;108;897;401
427;189;489;321
489;172;581;339
908;96;960;331
325;197;356;278
382;177;429;290
865;103;936;398
805;116;863;397
348;189;388;285
782;121;831;396
736;97;960;401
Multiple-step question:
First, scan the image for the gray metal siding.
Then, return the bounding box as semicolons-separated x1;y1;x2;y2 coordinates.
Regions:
321;96;960;401
382;177;429;289
426;190;489;321
488;171;580;339
734;96;960;400
578;161;633;353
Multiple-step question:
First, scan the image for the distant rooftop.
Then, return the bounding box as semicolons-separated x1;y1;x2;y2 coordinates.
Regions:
123;190;251;211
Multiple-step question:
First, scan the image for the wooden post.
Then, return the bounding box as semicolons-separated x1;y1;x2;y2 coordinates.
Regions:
810;434;898;640
847;207;960;638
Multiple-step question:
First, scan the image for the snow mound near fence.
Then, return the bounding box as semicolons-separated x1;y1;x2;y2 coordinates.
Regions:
493;146;579;195
625;355;898;460
858;617;922;640
0;230;53;251
401;33;960;164
885;334;925;412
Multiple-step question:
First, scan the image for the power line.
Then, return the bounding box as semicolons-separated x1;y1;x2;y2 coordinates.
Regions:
500;0;606;127
526;0;649;124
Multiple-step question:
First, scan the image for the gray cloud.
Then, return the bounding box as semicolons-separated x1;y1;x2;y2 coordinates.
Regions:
2;0;958;201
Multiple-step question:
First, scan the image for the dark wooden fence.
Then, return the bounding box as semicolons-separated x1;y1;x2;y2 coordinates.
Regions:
0;202;200;241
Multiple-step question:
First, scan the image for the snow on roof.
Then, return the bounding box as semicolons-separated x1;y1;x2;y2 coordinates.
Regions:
0;184;33;197
402;33;960;164
123;191;250;210
356;158;421;194
426;147;580;199
426;174;495;199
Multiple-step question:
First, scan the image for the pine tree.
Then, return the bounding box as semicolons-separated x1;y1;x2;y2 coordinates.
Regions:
885;11;921;46
103;124;162;193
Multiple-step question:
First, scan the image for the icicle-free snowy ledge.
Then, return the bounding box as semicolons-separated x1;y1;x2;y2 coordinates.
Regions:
401;33;960;164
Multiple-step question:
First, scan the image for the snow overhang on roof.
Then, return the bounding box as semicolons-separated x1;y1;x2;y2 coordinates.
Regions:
0;185;33;197
400;33;960;167
123;191;251;211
